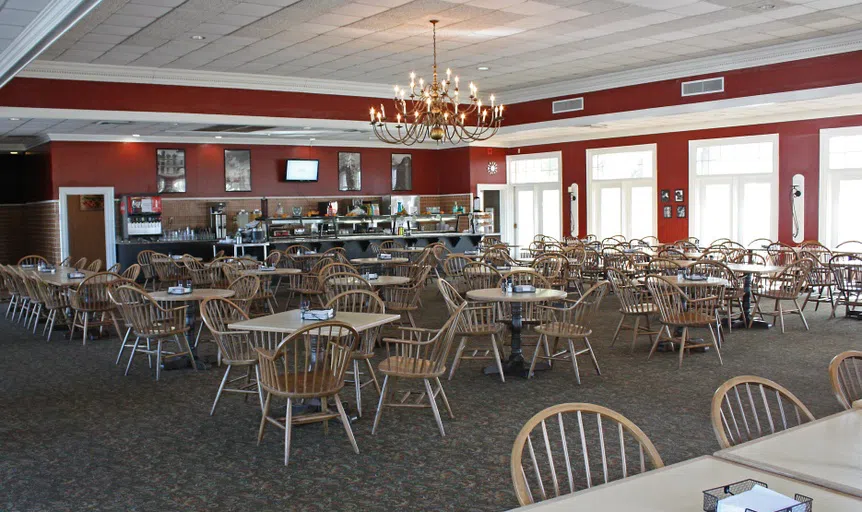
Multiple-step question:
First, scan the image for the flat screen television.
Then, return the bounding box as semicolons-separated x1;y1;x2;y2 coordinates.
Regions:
285;159;319;182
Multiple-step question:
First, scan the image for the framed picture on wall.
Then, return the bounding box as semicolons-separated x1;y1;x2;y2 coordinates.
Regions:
79;195;104;211
392;153;412;191
338;152;361;191
663;205;672;218
677;205;686;218
156;148;186;193
224;149;252;192
660;189;670;203
674;189;684;202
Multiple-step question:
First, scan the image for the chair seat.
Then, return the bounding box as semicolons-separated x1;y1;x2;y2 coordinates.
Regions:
756;288;801;300
536;322;591;338
386;304;418;312
621;302;657;314
378;356;443;377
665;311;716;326
266;370;341;396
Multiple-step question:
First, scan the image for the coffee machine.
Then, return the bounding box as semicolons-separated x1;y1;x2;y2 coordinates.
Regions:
209;203;227;239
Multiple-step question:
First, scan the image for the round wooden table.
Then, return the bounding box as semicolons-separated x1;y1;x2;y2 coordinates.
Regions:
466;287;567;378
240;267;301;276
350;257;409;265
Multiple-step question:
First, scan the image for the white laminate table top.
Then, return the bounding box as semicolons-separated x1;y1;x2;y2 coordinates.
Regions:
466;288;567;303
332;275;410;287
28;268;95;287
638;275;729;287
350;257;409;265
508;456;862;511
151;288;235;302
228;309;401;334
714;408;862;498
724;263;785;274
241;268;300;276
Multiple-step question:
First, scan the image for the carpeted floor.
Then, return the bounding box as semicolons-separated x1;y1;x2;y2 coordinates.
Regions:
1;285;858;512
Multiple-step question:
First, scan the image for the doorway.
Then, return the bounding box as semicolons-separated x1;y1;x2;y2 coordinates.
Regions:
59;187;116;268
505;151;563;246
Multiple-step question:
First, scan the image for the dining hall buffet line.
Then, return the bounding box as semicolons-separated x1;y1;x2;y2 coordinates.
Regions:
2;232;861;511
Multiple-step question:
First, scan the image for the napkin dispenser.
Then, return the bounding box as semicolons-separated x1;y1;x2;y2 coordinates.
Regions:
513;284;536;293
301;309;335;321
495;265;511;271
363;273;379;280
683;273;708;281
39;266;57;274
167;286;192;295
703;480;812;512
259;266;276;271
20;264;35;269
67;272;86;279
304;250;318;255
378;253;393;260
465;250;479;255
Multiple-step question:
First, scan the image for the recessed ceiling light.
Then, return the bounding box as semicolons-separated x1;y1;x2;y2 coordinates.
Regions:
9;117;19;121
190;35;206;40
10;151;18;154
477;66;489;71
132;134;140;137
215;135;222;139
309;138;316;141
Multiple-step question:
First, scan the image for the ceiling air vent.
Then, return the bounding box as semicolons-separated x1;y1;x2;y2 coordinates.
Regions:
681;77;724;97
552;97;584;114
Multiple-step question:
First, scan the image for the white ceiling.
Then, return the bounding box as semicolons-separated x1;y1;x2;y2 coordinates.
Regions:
0;0;51;54
31;0;862;93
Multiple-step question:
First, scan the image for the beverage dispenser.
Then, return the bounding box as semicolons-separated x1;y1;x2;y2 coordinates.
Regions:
209;203;227;239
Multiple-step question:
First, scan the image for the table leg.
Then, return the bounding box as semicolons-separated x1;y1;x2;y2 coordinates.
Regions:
483;302;550;378
735;272;771;329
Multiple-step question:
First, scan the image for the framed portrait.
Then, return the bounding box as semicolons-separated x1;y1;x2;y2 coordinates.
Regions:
660;189;670;203
674;189;684;202
663;205;672;219
677;205;686;218
391;153;412;191
224;149;251;192
156;148;186;193
338;152;361;191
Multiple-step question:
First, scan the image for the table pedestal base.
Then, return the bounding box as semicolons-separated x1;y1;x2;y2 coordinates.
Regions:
483;354;550;378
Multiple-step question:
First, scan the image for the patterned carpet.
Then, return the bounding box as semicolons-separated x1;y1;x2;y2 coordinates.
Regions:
1;285;858;512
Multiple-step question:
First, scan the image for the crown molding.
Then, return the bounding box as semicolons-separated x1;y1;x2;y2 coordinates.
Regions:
19;60;395;99
18;30;862;107
496;30;862;104
0;0;102;89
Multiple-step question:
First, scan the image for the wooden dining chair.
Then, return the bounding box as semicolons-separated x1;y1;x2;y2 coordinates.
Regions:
322;272;372;302
227;275;260;315
283;257;331;309
606;269;659;353
528;281;609;383
17;255;49;267
462;262;502;291
688;260;745;332
644;276;723;368
200;297;262;415
443;254;472;293
373;303;465;437
256;321;360;466
752;259;812;333
56;256;72;267
151;254;185;289
646;258;681;276
828;350;862;410
380;265;431;327
531;253;568;290
86;259;103;272
0;266;22;320
318;262;360;281
511;402;664;506
108;284;193;380
136;250;157;290
828;254;862;318
69;272;124;345
20;274;44;333
711;375;815;449
325;290;386;418
438;277;505;382
121;264;141;282
32;279;71;341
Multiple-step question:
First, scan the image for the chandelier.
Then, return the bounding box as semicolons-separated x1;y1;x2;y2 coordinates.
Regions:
369;20;503;145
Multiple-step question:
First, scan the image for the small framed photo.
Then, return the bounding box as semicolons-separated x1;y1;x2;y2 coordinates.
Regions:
224;149;251;192
674;189;684;202
663;205;672;218
660;189;670;203
156;148;186;193
338;152;361;191
677;205;686;218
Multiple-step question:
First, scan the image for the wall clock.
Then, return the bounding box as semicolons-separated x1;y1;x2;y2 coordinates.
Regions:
487;161;498;175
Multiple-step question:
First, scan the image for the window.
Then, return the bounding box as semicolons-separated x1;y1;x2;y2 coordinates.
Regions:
689;134;778;246
820;127;862;247
507;152;562;245
586;144;656;241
